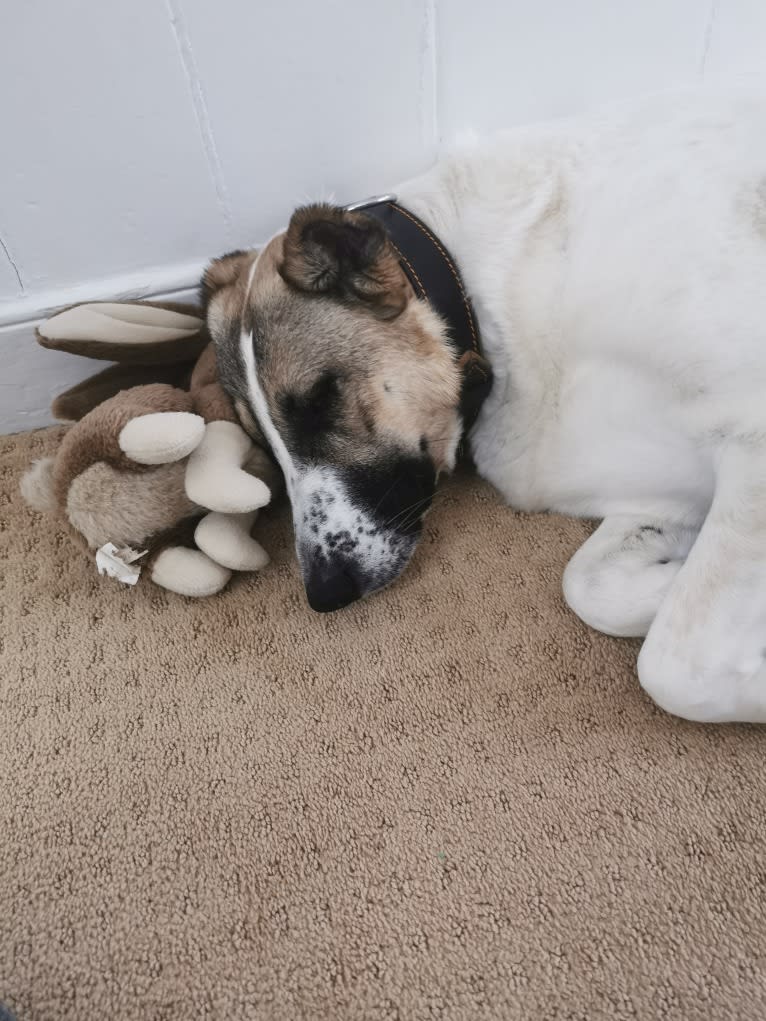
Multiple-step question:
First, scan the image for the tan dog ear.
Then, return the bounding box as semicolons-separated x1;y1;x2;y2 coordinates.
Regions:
200;250;258;311
36;300;207;364
280;203;409;320
51;361;194;421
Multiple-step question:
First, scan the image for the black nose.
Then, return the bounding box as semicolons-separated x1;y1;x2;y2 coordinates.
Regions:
304;560;363;613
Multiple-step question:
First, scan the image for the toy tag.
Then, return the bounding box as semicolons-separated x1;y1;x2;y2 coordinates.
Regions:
95;543;148;586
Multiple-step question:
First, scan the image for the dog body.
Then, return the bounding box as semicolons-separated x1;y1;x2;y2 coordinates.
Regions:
208;83;766;723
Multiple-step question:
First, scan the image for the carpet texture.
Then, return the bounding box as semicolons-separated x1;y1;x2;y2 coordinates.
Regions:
1;427;764;1021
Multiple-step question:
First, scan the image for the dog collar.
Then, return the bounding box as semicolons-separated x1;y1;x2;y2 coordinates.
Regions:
345;196;494;435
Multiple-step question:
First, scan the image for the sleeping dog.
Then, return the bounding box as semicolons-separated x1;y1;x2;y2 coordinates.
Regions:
204;83;766;724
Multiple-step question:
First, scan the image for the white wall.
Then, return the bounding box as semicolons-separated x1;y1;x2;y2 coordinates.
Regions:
1;0;763;432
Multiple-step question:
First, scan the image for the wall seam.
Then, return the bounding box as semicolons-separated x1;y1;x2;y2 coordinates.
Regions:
0;229;24;294
699;0;720;76
165;0;234;237
426;0;439;150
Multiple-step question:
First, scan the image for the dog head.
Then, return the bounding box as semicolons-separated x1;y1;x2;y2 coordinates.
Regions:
204;204;464;611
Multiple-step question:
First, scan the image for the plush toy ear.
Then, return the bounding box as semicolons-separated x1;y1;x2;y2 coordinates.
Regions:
51;360;195;421
36;300;207;364
280;204;409;320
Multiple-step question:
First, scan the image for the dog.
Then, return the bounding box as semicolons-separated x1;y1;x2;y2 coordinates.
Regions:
204;82;766;724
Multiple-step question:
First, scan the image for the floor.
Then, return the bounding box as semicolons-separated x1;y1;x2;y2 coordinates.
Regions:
1;427;764;1020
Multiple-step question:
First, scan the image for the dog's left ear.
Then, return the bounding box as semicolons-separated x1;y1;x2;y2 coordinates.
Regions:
200;249;258;311
280;204;409;320
458;350;494;430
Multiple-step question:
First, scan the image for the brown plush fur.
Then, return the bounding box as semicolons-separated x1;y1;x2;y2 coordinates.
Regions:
51;385;195;508
25;299;281;587
66;460;199;550
52;361;195;422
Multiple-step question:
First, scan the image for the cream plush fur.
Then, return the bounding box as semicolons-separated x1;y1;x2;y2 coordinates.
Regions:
119;411;206;465
185;421;271;514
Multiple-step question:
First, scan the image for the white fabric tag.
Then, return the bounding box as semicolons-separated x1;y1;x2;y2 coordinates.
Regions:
95;543;148;586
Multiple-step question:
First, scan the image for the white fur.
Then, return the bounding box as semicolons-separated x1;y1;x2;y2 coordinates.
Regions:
291;466;416;584
396;82;766;722
240;327;298;496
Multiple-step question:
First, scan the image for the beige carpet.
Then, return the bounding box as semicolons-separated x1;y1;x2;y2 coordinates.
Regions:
1;427;764;1021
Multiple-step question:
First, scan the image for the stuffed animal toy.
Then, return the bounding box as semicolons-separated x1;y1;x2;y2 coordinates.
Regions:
21;299;281;597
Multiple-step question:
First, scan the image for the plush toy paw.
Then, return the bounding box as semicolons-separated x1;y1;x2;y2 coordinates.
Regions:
119;412;206;465
150;545;232;597
185;420;271;513
195;511;270;572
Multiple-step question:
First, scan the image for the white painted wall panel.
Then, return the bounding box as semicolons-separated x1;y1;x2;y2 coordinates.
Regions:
0;0;225;293
436;0;712;140
702;0;766;77
0;247;23;302
178;0;437;244
1;0;763;432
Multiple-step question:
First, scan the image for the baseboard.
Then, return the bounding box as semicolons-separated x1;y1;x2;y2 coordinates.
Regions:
0;257;209;328
0;259;206;434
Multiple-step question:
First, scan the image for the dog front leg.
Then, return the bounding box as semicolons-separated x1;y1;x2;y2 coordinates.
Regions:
563;516;699;638
639;445;766;723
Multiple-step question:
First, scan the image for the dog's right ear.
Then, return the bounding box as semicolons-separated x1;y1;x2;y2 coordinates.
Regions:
280;204;409;320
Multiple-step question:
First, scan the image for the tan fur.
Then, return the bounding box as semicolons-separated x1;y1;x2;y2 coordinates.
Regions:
208;225;461;473
201;251;257;302
281;204;410;319
66;460;199;550
189;344;238;424
203;250;258;341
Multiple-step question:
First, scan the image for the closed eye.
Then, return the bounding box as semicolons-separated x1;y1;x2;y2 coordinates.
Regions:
281;371;340;427
279;371;344;456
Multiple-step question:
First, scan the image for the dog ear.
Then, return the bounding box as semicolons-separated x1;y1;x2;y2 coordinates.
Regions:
36;301;207;365
457;351;494;431
200;249;258;311
281;204;409;320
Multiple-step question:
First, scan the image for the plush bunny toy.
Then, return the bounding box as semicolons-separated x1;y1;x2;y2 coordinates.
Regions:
21;299;281;597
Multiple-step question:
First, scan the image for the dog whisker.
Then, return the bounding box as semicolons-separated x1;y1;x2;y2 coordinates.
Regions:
383;491;443;532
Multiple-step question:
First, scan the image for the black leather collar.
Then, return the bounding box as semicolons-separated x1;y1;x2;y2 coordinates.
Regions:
345;196;494;436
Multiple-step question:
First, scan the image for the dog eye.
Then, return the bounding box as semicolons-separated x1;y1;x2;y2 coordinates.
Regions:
280;372;342;438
